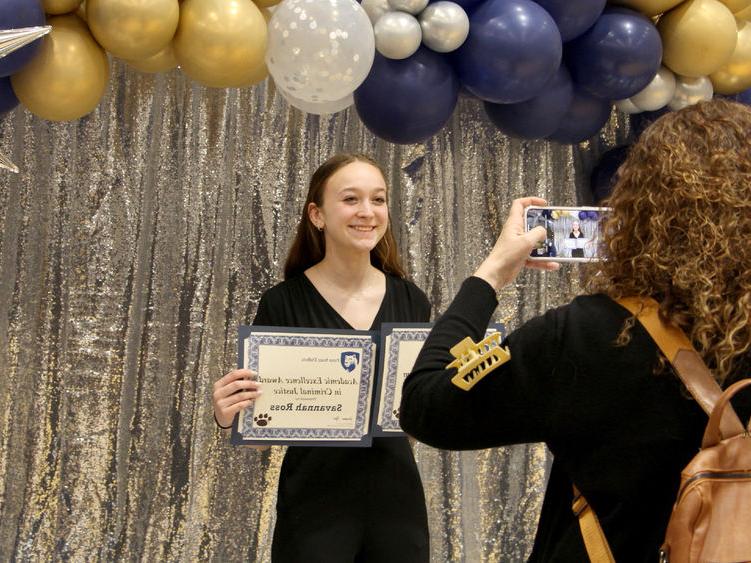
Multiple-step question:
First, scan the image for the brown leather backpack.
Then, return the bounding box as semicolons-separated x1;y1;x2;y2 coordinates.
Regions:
572;297;751;563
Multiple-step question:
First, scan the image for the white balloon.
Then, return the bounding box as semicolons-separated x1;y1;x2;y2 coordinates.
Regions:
419;1;469;53
630;66;676;112
266;0;375;103
614;98;642;114
361;0;390;24
278;84;354;114
387;0;428;15
668;75;713;111
374;11;422;60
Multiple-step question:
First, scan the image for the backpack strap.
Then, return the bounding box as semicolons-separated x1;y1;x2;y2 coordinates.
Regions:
701;378;751;448
616;296;744;437
572;295;745;562
572;486;615;563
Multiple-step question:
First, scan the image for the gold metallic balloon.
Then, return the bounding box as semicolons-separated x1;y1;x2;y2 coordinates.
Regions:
43;0;82;15
241;7;272;85
736;4;751;17
174;0;268;88
76;1;86;21
87;0;179;60
710;20;751;93
254;0;282;8
125;43;178;73
721;0;751;12
11;15;109;122
609;0;683;17
658;0;738;77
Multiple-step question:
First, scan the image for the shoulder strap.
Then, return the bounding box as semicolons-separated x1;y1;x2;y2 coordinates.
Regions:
616;296;744;436
572;486;615;563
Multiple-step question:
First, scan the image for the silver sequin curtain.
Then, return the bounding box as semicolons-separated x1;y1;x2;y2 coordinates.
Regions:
0;62;631;562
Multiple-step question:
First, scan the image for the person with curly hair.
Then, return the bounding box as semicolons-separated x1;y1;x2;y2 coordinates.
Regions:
399;98;751;562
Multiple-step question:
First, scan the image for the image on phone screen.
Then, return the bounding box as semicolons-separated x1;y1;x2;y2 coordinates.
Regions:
525;206;610;262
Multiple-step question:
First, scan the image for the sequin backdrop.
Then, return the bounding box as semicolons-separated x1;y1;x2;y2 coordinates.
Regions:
0;64;631;562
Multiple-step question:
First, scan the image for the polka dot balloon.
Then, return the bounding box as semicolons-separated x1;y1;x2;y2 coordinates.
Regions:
266;0;375;103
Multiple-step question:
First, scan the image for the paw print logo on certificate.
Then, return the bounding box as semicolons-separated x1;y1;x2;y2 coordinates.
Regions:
340;351;360;373
254;413;272;427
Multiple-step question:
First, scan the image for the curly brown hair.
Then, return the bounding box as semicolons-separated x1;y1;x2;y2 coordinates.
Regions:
588;98;751;385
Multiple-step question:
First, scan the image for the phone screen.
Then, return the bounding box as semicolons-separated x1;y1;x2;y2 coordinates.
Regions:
525;206;610;262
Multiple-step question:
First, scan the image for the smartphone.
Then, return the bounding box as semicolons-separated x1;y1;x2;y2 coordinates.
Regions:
525;206;611;262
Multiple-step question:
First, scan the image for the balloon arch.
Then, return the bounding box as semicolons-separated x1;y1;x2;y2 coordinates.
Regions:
1;0;751;171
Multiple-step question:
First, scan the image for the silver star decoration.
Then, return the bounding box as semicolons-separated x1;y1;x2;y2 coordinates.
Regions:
0;25;51;59
0;26;50;173
0;152;19;173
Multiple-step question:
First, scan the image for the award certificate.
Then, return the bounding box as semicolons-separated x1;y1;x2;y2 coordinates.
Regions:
563;238;587;249
373;324;432;436
372;323;507;436
232;326;377;446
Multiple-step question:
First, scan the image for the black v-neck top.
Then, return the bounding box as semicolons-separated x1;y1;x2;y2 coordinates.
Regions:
296;272;387;330
253;273;431;556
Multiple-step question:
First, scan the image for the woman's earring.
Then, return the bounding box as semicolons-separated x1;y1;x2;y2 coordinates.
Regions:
317;224;324;232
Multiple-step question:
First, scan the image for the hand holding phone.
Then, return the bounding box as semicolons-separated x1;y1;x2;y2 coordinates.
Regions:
474;197;561;291
525;206;610;262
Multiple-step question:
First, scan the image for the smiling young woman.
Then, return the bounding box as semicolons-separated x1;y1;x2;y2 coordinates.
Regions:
286;154;405;282
212;153;431;563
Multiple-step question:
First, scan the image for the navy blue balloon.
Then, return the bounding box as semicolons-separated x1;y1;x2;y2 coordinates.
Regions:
484;65;573;139
547;88;612;144
566;7;662;101
452;0;562;104
0;77;19;115
354;48;459;145
0;0;46;78
629;106;669;138
738;88;751;105
729;87;751;106
590;145;630;202
535;0;606;42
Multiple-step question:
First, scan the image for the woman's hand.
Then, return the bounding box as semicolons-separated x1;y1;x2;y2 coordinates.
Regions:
212;369;262;429
474;197;560;291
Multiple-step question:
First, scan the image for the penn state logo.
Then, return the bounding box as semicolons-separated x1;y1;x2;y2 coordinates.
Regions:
340;351;360;373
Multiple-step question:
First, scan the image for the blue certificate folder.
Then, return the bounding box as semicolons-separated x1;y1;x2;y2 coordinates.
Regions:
232;323;506;447
371;323;433;437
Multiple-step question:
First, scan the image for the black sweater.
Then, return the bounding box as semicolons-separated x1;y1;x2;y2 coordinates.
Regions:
400;276;751;562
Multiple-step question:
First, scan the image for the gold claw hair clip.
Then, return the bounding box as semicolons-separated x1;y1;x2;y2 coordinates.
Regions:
447;332;511;391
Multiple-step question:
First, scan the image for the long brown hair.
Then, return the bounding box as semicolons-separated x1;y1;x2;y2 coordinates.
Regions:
284;153;406;280
588;98;751;385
